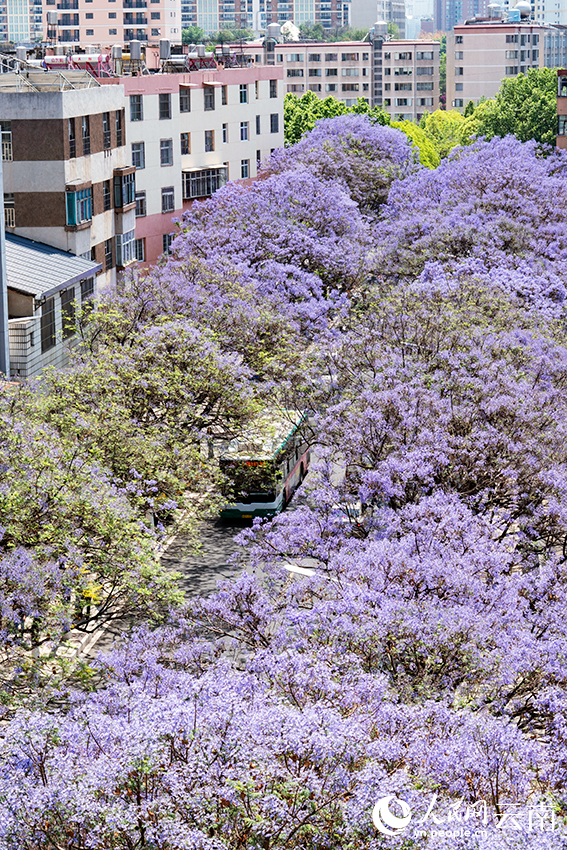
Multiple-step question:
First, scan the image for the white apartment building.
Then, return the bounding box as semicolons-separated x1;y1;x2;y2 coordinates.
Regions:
381;38;440;120
447;18;567;108
101;63;284;265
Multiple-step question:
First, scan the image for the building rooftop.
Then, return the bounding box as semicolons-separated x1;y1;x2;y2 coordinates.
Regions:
5;234;101;299
0;69;100;92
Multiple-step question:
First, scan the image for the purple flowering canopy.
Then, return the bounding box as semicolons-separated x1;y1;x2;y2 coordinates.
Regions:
3;124;567;849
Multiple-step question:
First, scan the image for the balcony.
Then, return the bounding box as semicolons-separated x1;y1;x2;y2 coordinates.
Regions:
57;1;78;8
123;0;147;7
123;13;147;24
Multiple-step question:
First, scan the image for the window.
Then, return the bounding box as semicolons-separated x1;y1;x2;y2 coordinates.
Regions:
341;52;359;61
160;138;173;166
255;81;259;99
221;85;227;105
151;28;160;35
455;82;463;91
240;121;249;141
161;186;174;213
204;86;215;111
342;68;359;76
308;53;321;61
416;82;433;90
60;287;75;339
416;51;434;60
205;130;214;152
104;239;113;270
108;10;116;16
287;69;304;77
239;83;248;103
86;28;93;35
151;10;160;17
325;83;337;92
222;123;228;143
325;68;338;76
130;94;143;121
181;132;190;154
163;233;174;254
394;83;412;91
82;115;90;155
342;83;359;92
115;110;123;146
269;78;277;98
180;88;191;112
455;51;463;59
256;149;261;164
135;190;146;216
81;277;94;302
454;98;464;107
288;53;302;61
506;34;519;43
66;187;92;226
103;179;111;211
159;92;171;119
309;68;321;76
109;28;117;34
241;159;249;179
559;115;567;135
41;298;56;352
183;167;227;199
102;111;111;149
394;67;413;76
325;52;337;61
394;52;412;60
86;12;93;18
505;66;518;75
116;229;135;266
416;67;433;76
455;35;463;43
134;238;145;261
505;50;518;59
68;118;76;158
270;113;279;133
114;171;135;207
131;141;145;169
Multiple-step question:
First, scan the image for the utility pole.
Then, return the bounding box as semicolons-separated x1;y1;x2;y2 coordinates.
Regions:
0;158;11;378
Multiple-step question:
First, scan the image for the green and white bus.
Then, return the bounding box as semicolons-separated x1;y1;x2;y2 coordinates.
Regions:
219;410;310;519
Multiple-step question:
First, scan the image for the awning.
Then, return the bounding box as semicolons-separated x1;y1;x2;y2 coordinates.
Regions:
203;80;223;86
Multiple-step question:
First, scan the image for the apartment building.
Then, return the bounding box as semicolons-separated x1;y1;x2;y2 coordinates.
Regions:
101;63;284;265
447;16;567;108
240;37;440;118
43;0;181;45
433;0;488;32
238;41;374;106
381;38;439;121
558;68;567;149
0;70;132;291
0;0;43;44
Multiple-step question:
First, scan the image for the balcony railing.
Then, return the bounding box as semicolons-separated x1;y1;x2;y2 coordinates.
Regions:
57;1;78;8
123;14;147;24
4;207;15;228
1;140;12;161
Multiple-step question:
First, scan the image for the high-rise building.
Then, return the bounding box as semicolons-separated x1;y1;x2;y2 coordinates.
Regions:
0;0;43;43
434;0;489;32
535;0;567;26
378;0;405;35
42;0;181;46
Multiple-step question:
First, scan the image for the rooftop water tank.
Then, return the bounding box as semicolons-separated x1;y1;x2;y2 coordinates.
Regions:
266;22;281;39
373;20;389;36
159;38;171;59
515;0;531;16
15;45;26;62
130;40;142;61
111;43;122;60
196;43;206;57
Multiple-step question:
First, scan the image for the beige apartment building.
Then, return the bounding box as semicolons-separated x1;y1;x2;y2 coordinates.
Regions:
382;39;440;121
43;0;181;46
238;38;440;118
447;19;567;109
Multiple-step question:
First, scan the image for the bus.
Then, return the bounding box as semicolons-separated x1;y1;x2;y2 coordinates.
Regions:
219;409;310;519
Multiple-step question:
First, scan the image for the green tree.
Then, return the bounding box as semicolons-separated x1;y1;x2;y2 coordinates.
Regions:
421;108;466;158
181;25;205;43
464;99;475;117
298;22;326;40
464;68;558;146
283;91;390;146
391;120;441;168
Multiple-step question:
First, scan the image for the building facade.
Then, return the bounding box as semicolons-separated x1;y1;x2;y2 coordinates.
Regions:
381;38;439;120
43;0;181;46
434;0;488;32
239;37;440;118
0;0;43;44
558;68;567;149
0;70;133;290
447;18;567;108
101;62;284;265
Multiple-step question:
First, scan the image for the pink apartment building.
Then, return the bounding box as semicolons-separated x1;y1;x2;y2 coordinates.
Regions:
44;0;181;46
